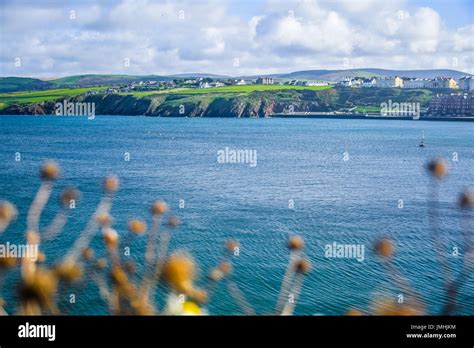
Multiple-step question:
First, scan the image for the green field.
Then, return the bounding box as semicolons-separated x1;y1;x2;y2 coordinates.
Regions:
353;106;382;113
168;84;333;94
0;84;333;105
0;87;107;104
115;84;333;98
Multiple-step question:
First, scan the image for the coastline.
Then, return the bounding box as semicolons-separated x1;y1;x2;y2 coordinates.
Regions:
1;113;474;122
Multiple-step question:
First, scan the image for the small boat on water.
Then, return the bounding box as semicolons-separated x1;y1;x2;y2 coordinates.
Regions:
419;131;426;147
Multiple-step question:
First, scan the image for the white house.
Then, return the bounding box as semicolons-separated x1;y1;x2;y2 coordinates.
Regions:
362;78;377;87
340;77;352;87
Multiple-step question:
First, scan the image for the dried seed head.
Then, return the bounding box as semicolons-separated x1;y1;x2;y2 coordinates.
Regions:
372;298;424;316
208;268;224;282
19;268;58;308
40;161;60;181
82;248;94;261
218;261;232;274
0;201;17;223
96;212;112;226
124;260;136;274
294;259;311;274
167;216;181;228
54;261;82;282
151;201;168;215
189;288;208;304
110;265;128;286
95;258;107;270
0;256;17;269
345;308;364;316
60;187;79;208
288;235;304;251
128;219;147;235
225;239;239;253
110;266;135;297
103;176;119;193
103;227;119;248
163;252;195;294
427;158;447;179
458;189;473;209
26;230;40;245
374;238;394;258
36;252;46;264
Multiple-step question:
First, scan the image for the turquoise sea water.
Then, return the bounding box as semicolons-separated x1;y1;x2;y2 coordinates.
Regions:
0;115;473;315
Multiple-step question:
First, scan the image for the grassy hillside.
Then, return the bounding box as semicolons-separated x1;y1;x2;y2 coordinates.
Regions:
122;84;333;98
0;85;440;116
0;87;107;105
0;77;55;93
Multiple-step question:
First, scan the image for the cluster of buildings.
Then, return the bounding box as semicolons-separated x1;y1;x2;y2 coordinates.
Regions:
199;81;225;88
339;76;473;90
459;76;474;90
283;80;330;87
429;93;474;116
256;77;274;85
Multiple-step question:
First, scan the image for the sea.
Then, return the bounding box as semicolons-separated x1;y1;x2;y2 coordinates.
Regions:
0;115;473;315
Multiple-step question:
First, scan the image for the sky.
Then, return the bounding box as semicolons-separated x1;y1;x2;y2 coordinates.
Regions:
0;0;473;77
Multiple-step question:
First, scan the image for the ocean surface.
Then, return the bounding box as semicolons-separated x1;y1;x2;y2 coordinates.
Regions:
0;115;473;315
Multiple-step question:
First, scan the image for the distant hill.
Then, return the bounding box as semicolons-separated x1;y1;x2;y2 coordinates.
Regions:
1;69;472;93
273;68;471;81
0;77;55;93
170;73;229;79
50;74;174;87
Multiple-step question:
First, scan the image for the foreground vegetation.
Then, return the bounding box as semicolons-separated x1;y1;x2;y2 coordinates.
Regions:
0;159;471;315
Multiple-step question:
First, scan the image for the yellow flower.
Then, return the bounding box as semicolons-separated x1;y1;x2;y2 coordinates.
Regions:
182;301;202;315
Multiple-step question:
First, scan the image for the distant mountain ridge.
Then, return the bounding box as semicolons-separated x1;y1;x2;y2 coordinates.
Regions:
262;68;471;81
1;69;472;93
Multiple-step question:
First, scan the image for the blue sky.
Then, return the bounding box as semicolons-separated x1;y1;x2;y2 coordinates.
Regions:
0;0;473;77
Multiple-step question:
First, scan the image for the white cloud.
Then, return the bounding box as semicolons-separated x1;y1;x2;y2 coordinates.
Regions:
0;0;472;77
